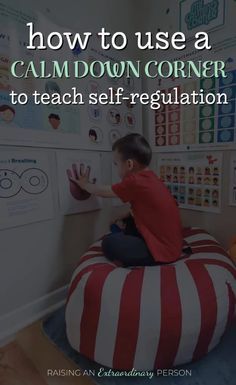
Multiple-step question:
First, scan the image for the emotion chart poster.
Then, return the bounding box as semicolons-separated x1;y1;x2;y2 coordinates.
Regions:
82;34;142;151
157;152;223;213
0;2;87;149
56;151;102;214
0;149;54;229
0;0;142;151
229;152;236;206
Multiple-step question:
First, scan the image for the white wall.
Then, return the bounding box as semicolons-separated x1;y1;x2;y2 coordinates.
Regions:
0;0;141;336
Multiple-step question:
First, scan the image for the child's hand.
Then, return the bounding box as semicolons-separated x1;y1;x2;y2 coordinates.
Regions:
69;163;96;188
66;163;96;201
67;164;114;198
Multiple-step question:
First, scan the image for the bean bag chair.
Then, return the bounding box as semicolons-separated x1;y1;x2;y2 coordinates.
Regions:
65;227;236;370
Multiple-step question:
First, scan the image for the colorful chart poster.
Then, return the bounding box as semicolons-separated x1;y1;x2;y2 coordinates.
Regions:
148;10;236;153
0;0;142;150
157;152;223;213
229;152;236;206
0;2;84;149
0;149;54;229
81;34;142;151
56;150;102;214
151;69;236;151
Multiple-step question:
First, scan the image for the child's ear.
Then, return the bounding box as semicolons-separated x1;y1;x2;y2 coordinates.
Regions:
127;159;134;170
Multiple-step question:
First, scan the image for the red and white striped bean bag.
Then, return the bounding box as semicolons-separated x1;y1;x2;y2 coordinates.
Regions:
65;228;236;370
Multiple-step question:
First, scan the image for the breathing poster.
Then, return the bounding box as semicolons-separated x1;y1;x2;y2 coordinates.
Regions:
56;150;102;214
157;151;223;213
0;149;54;229
229;152;236;206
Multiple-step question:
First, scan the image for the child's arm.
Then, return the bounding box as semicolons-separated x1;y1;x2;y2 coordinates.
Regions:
69;175;116;198
82;182;116;198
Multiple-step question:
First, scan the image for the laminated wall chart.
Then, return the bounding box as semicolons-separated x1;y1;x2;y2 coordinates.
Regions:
0;0;142;150
151;67;236;150
0;0;142;224
0;4;83;148
83;41;142;151
229;152;236;206
157;151;223;213
149;0;236;151
150;0;236;213
0;149;54;229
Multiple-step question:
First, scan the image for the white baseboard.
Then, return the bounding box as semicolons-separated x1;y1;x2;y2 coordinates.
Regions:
0;285;68;346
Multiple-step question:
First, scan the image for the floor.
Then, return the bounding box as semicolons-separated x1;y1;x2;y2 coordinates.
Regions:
0;322;94;385
1;319;235;385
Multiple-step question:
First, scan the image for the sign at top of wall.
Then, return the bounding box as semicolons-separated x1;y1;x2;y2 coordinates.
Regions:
179;0;225;40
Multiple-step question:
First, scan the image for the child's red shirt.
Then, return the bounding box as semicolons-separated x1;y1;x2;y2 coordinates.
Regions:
112;170;183;263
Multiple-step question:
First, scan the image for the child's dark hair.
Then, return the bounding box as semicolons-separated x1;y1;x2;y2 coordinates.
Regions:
89;128;97;140
49;113;60;120
0;104;15;114
112;133;152;166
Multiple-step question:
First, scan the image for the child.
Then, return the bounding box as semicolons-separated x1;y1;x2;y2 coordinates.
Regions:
70;133;183;266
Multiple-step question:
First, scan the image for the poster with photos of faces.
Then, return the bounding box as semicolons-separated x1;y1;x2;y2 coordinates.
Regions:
0;0;142;151
157;152;223;213
84;36;142;151
229;152;236;206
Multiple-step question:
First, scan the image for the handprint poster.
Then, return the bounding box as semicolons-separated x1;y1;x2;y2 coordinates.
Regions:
56;150;102;214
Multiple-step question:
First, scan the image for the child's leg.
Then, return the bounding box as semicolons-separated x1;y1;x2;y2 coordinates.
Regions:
110;223;123;234
102;233;157;267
